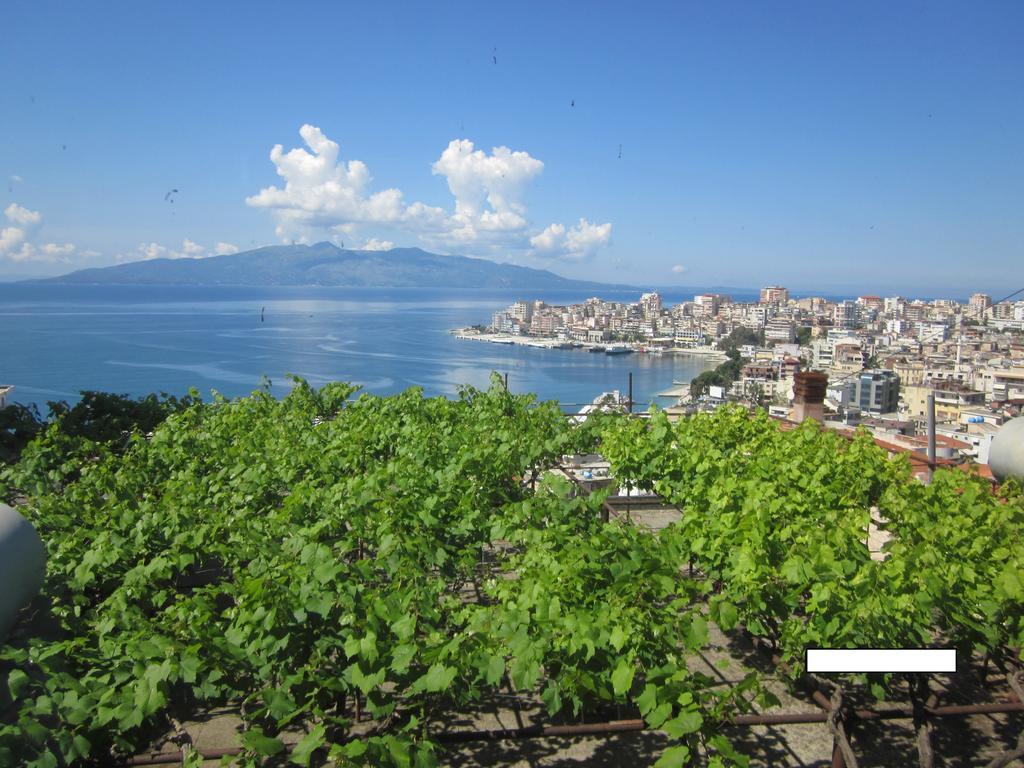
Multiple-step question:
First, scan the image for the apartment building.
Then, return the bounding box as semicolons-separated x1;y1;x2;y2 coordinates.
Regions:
833;342;867;372
903;381;986;424
510;300;533;323
692;294;720;317
760;285;789;304
968;293;992;317
975;366;1024;402
854;370;900;414
833;301;858;330
640;292;663;319
915;322;948;343
490;311;514;333
530;313;563;336
857;296;884;312
764;318;795;343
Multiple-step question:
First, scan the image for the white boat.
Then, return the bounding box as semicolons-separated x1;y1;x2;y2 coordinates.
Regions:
572;390;630;423
605;345;634;355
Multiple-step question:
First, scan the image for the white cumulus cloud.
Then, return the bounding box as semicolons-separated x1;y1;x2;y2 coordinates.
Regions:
0;205;239;269
0;225;28;255
246;125;611;262
5;203;42;227
246;124;446;242
40;243;76;256
358;238;395;251
529;218;612;261
133;238;229;261
137;243;169;261
431;139;542;238
0;203;75;262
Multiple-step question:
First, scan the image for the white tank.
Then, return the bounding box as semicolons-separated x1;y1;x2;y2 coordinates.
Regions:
989;417;1024;483
0;503;46;639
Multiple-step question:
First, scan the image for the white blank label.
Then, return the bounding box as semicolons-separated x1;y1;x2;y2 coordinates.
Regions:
806;649;956;673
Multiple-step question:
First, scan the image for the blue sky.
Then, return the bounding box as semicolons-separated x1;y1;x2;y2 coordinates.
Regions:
1;1;1021;296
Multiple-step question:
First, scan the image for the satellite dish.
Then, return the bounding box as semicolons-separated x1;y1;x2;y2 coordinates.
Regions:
990;417;1024;483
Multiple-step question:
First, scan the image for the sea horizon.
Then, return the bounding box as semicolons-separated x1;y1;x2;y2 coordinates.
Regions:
0;274;995;304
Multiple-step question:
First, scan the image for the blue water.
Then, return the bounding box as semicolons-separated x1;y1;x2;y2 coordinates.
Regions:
0;284;720;412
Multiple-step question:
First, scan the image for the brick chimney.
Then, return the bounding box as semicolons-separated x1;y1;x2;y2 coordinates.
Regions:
791;371;828;423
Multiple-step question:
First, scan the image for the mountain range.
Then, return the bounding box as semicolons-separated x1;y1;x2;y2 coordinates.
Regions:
39;243;636;291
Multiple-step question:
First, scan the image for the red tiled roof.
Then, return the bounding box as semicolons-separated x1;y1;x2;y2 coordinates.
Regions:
769;415;996;483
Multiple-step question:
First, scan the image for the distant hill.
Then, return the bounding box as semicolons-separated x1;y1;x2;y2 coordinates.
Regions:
40;243;636;291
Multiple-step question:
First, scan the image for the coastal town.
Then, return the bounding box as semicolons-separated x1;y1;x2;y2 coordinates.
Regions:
456;287;1024;470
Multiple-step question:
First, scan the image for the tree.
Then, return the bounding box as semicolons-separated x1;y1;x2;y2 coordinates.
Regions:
690;370;724;398
717;327;759;351
46;390;199;446
0;403;44;463
795;326;812;346
718;356;744;382
0;391;202;467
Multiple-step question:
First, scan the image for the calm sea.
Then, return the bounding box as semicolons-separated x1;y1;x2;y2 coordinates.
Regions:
0;284;726;413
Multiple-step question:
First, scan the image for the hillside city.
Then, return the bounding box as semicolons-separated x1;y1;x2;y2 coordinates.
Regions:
472;288;1024;471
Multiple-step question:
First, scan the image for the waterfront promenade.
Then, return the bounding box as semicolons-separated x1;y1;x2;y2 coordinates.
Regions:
451;328;730;359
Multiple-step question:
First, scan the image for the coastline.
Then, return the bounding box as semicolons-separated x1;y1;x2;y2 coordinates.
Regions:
451;328;730;361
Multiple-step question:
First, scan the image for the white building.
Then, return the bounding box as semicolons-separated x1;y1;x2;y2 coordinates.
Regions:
765;319;795;343
968;293;992;318
693;294;720;317
640;292;663;319
760;286;789;304
833;301;858;330
510;300;533;323
915;322;948;343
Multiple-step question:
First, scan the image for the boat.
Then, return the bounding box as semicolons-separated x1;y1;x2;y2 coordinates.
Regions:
605;345;634;355
572;390;629;423
589;346;606;353
490;337;515;344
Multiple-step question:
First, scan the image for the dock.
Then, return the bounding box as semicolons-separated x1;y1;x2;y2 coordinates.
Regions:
656;383;692;399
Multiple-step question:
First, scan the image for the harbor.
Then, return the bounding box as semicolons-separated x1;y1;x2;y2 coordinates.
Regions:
451;329;729;360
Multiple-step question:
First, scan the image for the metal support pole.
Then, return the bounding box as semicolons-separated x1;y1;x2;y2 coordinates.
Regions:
504;372;509;391
926;392;936;483
628;372;633;414
126;698;1024;765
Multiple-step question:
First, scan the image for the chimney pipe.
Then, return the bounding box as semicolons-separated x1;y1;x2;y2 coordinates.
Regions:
791;371;828;423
